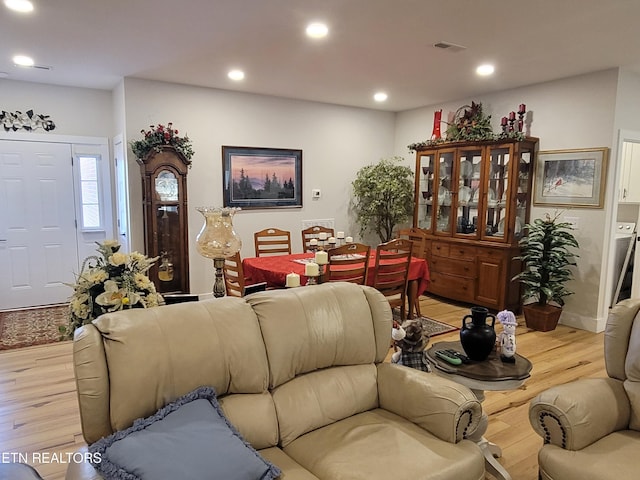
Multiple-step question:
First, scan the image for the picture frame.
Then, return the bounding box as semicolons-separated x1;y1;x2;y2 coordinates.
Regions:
222;146;303;209
533;147;608;208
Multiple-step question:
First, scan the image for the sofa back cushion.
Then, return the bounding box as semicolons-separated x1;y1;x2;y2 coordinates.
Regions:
88;297;274;440
247;283;391;445
247;283;391;389
606;299;640;430
272;364;378;446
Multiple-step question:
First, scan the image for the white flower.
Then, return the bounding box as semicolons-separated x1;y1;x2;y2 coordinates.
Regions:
134;272;152;289
102;240;119;249
96;280;141;310
109;252;128;266
88;269;108;284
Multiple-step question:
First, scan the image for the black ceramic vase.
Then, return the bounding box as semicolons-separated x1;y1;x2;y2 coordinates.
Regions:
460;306;496;361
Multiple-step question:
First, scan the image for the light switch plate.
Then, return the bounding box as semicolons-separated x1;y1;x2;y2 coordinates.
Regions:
312;189;321;198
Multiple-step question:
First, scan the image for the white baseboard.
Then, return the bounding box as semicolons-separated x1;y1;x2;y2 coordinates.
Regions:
558;310;606;333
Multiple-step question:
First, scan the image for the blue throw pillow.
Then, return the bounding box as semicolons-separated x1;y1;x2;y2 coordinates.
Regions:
88;386;281;480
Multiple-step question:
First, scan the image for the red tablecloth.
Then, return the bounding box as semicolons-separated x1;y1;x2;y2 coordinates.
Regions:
243;252;430;295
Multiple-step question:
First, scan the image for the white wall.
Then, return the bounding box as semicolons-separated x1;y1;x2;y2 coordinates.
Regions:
395;69;619;331
0;79;112;136
122;78;396;293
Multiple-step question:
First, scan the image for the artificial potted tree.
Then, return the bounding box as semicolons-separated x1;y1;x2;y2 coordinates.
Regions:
352;156;414;243
513;212;579;331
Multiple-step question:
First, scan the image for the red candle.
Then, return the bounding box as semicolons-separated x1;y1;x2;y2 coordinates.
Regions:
518;104;526;114
501;116;508;126
509;111;516;121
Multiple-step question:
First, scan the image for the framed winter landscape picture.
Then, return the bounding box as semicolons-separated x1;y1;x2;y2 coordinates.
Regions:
222;146;303;209
533;148;608;208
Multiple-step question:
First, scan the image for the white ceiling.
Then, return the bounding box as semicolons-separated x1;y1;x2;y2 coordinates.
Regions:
2;0;640;112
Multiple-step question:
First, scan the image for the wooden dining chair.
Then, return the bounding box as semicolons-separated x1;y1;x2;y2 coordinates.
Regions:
397;227;427;259
324;243;371;285
397;227;428;318
223;252;247;297
301;225;335;252
223;252;267;297
372;238;413;320
254;228;292;257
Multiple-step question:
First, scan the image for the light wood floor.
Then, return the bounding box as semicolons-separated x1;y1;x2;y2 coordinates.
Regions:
0;295;606;480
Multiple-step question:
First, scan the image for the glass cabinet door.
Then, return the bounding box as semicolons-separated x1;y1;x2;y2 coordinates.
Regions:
435;150;455;234
515;145;533;240
482;146;510;241
454;148;482;237
416;153;435;230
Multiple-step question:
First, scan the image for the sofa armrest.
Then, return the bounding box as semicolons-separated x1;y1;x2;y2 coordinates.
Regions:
377;363;482;443
529;377;630;450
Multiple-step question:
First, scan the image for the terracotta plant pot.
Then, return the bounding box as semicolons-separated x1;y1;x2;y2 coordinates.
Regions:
523;304;562;332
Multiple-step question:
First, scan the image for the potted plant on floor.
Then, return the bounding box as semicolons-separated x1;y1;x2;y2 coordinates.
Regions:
513;212;579;331
352;156;414;243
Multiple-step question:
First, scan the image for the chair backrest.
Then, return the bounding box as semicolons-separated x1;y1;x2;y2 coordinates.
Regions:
254;228;292;257
325;243;371;285
223;252;245;297
372;238;413;304
397;227;427;259
301;225;335;252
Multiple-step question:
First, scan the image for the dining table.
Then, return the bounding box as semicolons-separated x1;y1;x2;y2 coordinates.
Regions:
242;252;430;318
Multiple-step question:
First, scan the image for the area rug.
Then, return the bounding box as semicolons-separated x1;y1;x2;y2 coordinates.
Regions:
0;304;69;350
393;311;459;337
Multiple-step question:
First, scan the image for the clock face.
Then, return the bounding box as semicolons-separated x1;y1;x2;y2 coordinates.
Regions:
155;170;178;201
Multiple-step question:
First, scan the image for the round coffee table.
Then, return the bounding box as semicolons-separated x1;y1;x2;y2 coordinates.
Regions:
425;340;533;480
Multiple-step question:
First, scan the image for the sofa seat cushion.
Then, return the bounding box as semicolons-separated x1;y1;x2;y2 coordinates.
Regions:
539;430;640;480
259;447;321;480
283;408;484;480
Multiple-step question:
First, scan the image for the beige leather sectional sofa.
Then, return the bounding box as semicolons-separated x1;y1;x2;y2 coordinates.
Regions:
67;282;486;479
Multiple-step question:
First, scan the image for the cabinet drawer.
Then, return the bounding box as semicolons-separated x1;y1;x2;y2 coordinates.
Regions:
448;244;476;261
476;246;508;261
430;257;476;277
428;271;475;302
431;242;449;257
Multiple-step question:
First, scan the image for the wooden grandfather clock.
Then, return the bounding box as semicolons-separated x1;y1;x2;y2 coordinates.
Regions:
138;146;190;294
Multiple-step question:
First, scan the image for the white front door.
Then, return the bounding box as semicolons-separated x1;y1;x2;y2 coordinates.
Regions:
0;140;78;309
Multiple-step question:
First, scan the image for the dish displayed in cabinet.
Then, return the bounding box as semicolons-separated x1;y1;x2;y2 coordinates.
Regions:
471;187;497;205
438;187;451;206
458;186;472;205
460;160;473;179
439;162;449;179
497;216;523;235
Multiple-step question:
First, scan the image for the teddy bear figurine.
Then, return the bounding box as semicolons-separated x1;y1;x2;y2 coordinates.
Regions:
497;310;517;363
391;319;430;372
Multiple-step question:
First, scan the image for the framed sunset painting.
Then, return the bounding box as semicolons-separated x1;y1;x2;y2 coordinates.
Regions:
222;146;302;209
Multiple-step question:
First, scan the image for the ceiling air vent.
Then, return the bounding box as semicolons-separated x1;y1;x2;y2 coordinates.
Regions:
433;41;467;53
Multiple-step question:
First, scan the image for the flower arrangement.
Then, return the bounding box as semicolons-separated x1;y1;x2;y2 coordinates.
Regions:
130;122;194;163
62;240;164;337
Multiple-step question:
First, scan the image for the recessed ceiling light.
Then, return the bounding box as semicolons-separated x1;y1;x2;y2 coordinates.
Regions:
373;92;388;102
4;0;34;13
306;22;328;39
228;69;245;81
476;64;495;76
13;55;34;67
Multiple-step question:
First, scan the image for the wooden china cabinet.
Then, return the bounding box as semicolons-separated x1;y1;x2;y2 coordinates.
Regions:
138;146;190;294
412;137;539;311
